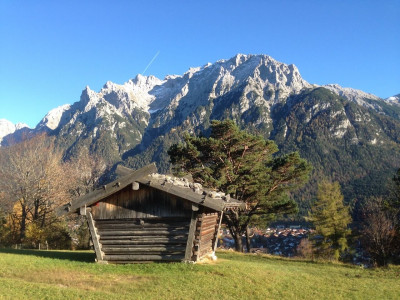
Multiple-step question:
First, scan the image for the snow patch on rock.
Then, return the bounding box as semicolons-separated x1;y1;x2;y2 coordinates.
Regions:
385;94;400;106
37;104;71;130
323;84;380;107
0;119;29;144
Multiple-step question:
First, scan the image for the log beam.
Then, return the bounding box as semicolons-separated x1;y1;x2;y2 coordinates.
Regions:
79;205;86;216
213;211;223;254
132;182;140;190
184;205;199;262
87;212;105;263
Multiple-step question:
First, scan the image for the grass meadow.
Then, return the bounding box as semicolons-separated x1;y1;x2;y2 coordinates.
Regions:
0;248;399;299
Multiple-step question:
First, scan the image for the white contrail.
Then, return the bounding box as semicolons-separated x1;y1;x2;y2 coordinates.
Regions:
142;51;160;75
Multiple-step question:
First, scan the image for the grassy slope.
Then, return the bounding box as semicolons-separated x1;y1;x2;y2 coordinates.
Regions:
0;249;399;300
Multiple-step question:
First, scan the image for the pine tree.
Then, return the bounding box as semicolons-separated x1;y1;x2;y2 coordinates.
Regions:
307;181;351;260
168;120;312;251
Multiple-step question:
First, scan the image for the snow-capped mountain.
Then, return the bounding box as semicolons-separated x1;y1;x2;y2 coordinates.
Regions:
18;54;317;161
2;54;398;151
2;54;398;156
2;53;399;213
0;119;28;144
322;83;381;105
34;54;392;134
35;75;163;132
147;54;313;129
385;94;400;106
51;54;313;130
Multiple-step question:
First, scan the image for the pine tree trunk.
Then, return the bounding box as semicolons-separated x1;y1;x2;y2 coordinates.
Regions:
224;211;244;252
234;232;243;252
245;226;251;252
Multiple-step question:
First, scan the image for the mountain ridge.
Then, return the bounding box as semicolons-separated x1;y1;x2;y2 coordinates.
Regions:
2;54;397;133
1;54;399;215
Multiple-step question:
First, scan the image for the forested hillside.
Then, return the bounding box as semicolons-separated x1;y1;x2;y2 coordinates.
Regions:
1;54;399;217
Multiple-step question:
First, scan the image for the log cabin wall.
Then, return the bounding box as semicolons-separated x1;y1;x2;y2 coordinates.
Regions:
90;184;192;219
95;217;190;262
89;184;193;263
192;209;220;261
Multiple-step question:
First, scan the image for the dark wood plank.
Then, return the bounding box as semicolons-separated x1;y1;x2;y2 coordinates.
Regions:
98;229;189;236
200;232;215;242
102;246;186;253
97;226;189;231
184;207;198;261
194;213;205;262
213;211;223;253
98;235;188;241
100;238;188;245
197;227;215;237
197;220;217;229
103;251;185;256
101;243;186;248
95;218;189;227
104;254;184;261
90;184;193;220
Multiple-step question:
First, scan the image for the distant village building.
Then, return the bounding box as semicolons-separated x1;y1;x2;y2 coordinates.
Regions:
57;164;243;263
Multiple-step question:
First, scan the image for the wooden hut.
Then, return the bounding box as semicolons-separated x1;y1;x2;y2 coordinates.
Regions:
57;163;243;263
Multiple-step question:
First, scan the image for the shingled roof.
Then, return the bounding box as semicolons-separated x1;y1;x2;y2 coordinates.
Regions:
56;163;244;217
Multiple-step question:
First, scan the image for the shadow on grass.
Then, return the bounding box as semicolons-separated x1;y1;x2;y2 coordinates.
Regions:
0;248;96;263
217;251;362;269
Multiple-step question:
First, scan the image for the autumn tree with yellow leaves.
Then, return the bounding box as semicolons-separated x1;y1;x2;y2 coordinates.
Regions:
0;134;76;246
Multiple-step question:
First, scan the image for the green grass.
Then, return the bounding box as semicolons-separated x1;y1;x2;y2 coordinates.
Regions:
0;249;399;300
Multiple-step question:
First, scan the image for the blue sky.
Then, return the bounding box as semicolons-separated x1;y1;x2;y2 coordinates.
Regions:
1;0;399;128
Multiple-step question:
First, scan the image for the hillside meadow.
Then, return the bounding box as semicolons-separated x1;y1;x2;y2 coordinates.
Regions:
0;249;399;300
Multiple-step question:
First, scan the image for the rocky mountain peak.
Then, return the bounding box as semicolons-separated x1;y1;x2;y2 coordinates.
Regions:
36;104;72;130
15;122;29;130
385;94;400;106
0;119;29;144
98;75;162;113
214;54;312;99
0;119;16;140
323;84;380;105
127;74;163;90
79;86;100;110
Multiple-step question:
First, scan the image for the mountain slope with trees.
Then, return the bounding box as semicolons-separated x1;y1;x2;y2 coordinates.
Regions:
1;54;399;217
